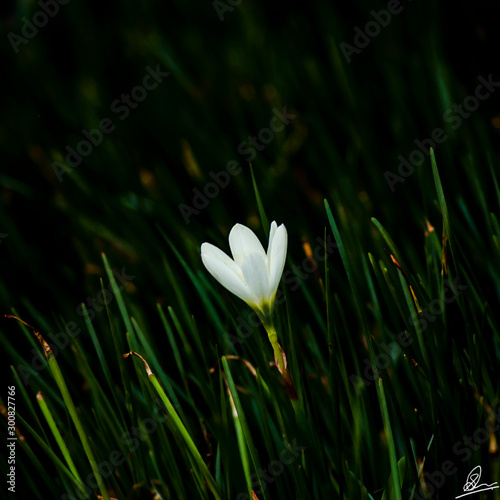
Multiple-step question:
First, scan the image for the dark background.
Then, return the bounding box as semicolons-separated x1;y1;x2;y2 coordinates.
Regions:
1;0;500;497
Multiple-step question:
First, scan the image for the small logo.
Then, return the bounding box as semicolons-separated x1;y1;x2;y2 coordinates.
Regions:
0;233;7;244
455;465;499;498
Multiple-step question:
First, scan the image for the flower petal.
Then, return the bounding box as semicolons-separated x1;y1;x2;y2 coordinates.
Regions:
201;243;258;304
241;252;270;305
268;223;287;299
267;221;278;253
266;220;278;272
229;223;267;266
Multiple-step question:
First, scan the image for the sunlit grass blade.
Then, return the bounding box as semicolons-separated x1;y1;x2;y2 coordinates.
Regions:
376;377;402;500
36;391;85;491
16;413;87;493
124;351;222;500
8;317;110;500
221;355;269;500
430;148;454;273
101;252;135;339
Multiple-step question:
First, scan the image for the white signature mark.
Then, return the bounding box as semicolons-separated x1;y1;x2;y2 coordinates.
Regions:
455;465;498;498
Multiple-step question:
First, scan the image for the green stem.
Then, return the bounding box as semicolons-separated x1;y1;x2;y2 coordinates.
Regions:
263;320;298;402
37;392;86;496
149;375;222;499
6;316;109;500
48;356;110;500
264;321;285;372
269;331;286;375
125;352;222;500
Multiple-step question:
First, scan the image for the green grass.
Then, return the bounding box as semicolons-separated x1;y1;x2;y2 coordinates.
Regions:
1;1;500;499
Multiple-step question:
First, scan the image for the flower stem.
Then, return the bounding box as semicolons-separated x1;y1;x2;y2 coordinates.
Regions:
263;320;298;401
268;329;285;373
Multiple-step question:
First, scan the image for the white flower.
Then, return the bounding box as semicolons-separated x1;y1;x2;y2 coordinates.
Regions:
201;221;288;320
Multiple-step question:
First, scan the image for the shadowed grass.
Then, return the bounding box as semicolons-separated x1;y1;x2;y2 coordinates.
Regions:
2;2;500;499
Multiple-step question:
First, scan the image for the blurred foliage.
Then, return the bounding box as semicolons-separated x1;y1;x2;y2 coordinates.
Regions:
1;0;500;499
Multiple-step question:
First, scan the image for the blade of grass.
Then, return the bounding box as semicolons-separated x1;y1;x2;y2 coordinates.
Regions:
222;355;269;500
8;317;110;500
124;351;222;500
36;391;85;492
376;376;402;500
250;163;269;236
